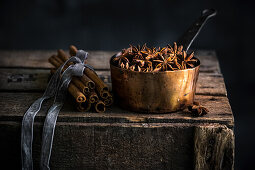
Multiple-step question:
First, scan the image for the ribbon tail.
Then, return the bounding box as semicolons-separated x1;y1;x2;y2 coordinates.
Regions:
21;51;88;170
21;97;45;170
40;103;63;170
40;62;85;170
21;67;63;170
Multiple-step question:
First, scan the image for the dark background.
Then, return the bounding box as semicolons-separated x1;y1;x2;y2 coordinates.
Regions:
0;0;254;169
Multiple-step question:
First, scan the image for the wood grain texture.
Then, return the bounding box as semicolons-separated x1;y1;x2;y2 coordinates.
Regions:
194;125;234;170
0;92;233;128
0;50;220;73
0;121;229;170
0;68;227;96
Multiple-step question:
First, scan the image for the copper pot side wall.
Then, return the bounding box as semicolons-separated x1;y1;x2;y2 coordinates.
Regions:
110;56;200;113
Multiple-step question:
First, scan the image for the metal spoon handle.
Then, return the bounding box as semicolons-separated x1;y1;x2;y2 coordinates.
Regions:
177;9;217;52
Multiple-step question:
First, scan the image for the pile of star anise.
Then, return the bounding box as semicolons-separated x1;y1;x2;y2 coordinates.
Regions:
112;42;199;72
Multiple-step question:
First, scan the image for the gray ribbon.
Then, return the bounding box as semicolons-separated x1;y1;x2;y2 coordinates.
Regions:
21;50;93;170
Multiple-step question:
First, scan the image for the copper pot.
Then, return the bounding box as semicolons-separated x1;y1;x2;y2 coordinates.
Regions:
110;9;216;113
110;58;200;113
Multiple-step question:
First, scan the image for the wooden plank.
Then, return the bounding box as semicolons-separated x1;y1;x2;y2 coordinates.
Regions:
0;50;220;73
196;73;227;96
194;125;234;170
0;50;116;69
0;68;227;96
0;93;233;128
0;121;232;170
196;50;220;73
0;68;50;92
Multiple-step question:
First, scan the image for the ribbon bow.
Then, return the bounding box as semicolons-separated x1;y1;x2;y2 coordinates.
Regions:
21;50;93;170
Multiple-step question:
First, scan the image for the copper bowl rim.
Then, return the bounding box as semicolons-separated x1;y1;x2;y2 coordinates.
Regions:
110;54;200;74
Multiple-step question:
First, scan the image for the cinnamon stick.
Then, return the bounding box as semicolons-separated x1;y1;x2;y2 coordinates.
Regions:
50;54;92;95
68;83;86;103
103;96;113;107
69;45;78;56
84;68;109;98
58;49;69;62
100;90;111;99
77;101;91;112
55;50;95;91
68;45;108;96
80;75;95;90
53;54;64;64
88;91;99;103
69;45;87;64
94;100;106;113
48;55;66;69
48;57;86;103
48;55;60;68
72;77;90;95
49;45;112;113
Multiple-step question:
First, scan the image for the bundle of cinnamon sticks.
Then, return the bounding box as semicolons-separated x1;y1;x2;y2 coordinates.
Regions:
48;45;113;113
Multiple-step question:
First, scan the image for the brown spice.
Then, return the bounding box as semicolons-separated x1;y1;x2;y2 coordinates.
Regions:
77;101;91;112
113;42;198;72
94;100;106;113
53;51;95;94
69;45;109;98
48;45;113;113
88;91;99;104
58;49;70;62
80;75;95;90
100;90;111;99
69;45;78;57
84;68;109;98
68;83;86;103
48;56;87;104
48;55;60;68
72;77;90;95
103;97;113;107
188;101;209;117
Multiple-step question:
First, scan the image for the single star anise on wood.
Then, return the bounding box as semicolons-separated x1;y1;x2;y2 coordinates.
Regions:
187;101;209;117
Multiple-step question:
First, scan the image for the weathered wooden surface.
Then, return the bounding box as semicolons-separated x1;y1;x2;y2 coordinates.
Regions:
0;121;191;169
0;50;220;73
194;125;234;170
0;50;234;170
0;93;233;128
0;68;227;96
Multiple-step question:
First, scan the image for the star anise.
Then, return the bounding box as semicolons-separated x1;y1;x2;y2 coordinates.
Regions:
181;51;197;68
129;64;142;72
131;59;153;72
120;62;129;69
143;60;153;72
132;59;145;67
144;47;159;60
113;42;199;72
153;54;175;72
130;44;147;60
167;42;183;57
187;101;209;117
112;49;130;67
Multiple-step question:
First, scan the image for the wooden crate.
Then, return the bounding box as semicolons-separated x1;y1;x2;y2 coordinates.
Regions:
0;50;234;170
